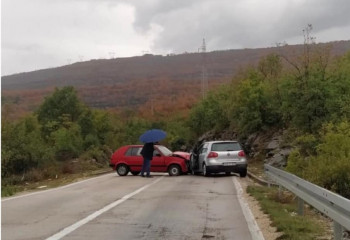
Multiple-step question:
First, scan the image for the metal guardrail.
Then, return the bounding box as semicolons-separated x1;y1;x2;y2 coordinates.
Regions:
264;164;350;240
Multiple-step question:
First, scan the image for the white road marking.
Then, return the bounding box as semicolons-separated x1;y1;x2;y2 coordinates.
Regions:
46;176;164;240
2;173;115;202
232;177;265;240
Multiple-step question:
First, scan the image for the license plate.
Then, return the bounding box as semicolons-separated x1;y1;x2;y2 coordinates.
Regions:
223;162;236;166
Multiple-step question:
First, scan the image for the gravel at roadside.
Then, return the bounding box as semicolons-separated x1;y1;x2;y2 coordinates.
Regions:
238;176;283;240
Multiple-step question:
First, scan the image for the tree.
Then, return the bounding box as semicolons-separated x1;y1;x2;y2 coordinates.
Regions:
1;115;54;176
51;123;83;161
229;68;280;136
37;86;84;138
188;87;230;137
279;25;334;132
287;121;350;198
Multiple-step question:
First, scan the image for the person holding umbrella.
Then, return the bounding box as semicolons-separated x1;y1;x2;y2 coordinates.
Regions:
139;129;167;178
140;142;155;178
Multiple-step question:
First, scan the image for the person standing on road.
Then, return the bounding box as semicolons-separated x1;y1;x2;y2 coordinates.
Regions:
140;142;154;178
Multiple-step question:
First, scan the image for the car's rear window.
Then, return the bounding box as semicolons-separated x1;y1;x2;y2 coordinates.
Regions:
211;142;241;151
125;147;142;156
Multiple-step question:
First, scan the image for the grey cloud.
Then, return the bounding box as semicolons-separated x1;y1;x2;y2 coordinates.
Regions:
2;0;349;75
128;0;350;53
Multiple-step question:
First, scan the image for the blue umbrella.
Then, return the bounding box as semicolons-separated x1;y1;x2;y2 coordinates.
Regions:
139;129;167;143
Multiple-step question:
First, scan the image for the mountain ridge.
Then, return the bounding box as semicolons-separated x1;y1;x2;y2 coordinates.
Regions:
2;40;350;119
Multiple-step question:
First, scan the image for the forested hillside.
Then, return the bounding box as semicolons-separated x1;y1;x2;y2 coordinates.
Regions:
2;41;350;120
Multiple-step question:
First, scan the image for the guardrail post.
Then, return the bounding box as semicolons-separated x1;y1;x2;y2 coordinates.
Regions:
264;164;350;236
333;222;343;240
297;197;304;216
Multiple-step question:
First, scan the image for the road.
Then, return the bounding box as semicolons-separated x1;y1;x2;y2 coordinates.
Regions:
2;173;262;240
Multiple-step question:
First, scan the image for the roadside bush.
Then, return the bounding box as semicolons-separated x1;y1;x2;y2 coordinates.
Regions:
293;134;318;156
287;121;350;198
1;185;19;197
61;162;78;174
285;150;309;179
165;116;191;150
188;86;230;137
228;68;281;137
83;133;100;150
80;145;111;165
23;168;46;182
51;123;83;161
1;115;54;176
307;121;350;198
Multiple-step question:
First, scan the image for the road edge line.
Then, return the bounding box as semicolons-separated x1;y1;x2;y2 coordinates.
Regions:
45;176;164;240
2;173;115;202
232;177;265;240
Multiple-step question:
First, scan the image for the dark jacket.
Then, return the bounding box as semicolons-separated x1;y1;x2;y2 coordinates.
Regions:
141;142;154;159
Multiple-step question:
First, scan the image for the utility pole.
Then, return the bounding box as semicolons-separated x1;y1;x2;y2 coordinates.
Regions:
200;38;208;99
109;52;115;59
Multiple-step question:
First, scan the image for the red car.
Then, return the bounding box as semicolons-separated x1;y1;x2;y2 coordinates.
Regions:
110;145;190;176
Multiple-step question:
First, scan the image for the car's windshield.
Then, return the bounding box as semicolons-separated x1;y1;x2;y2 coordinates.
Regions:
156;145;172;156
211;142;241;151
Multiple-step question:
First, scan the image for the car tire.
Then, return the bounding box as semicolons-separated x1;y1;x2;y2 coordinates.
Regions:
168;164;181;176
131;171;140;176
203;163;210;177
116;164;129;176
239;168;247;178
225;172;231;176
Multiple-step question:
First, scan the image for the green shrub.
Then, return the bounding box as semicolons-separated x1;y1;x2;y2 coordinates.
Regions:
1;185;19;197
285;150;309;179
307;121;350;198
80;145;112;165
188;88;230;136
287;121;350;198
51;123;83;161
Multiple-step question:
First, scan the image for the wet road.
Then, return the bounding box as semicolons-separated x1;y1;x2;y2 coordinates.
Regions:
2;173;260;240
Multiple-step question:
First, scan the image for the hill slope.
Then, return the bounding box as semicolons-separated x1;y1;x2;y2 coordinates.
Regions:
2;41;350;119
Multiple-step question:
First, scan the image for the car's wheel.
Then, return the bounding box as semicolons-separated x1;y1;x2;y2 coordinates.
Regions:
116;164;129;176
203;163;210;177
225;172;231;176
239;168;247;178
168;164;181;176
131;171;140;176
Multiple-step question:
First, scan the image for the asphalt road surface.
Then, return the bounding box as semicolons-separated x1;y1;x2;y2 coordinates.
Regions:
2;173;262;240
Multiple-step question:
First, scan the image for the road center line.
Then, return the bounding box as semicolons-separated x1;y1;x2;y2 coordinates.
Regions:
45;176;164;240
232;177;265;240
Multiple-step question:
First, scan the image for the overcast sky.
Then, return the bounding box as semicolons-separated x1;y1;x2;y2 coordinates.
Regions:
2;0;350;76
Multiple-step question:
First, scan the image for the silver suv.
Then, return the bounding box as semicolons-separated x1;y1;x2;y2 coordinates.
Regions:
190;141;247;177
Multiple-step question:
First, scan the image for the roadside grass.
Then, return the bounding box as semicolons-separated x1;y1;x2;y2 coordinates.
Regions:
1;160;111;198
247;185;328;240
2;185;20;197
248;157;265;177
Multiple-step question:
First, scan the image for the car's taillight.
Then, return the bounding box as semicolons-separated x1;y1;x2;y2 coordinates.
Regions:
238;150;245;157
207;152;218;158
